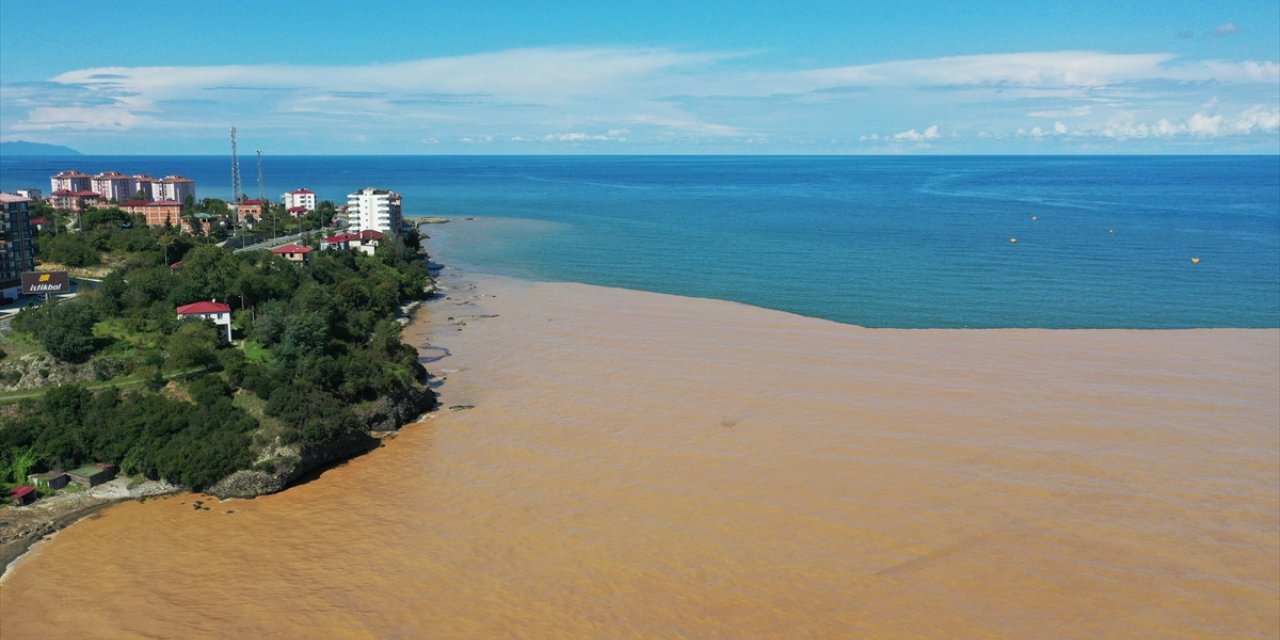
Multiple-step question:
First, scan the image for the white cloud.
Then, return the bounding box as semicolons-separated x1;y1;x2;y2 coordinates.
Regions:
1210;22;1239;38
1186;113;1222;136
4;45;1277;152
890;124;940;141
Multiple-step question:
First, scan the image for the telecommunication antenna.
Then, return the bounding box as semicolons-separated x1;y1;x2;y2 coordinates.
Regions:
256;150;264;202
230;127;242;228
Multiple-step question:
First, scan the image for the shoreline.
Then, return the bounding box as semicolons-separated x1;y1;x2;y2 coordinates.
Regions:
0;288;440;580
2;262;1276;637
0;478;180;581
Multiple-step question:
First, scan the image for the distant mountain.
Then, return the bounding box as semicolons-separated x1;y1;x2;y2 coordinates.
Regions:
0;140;82;156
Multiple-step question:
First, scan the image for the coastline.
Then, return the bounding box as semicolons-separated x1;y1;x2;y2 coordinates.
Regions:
0;478;179;580
2;263;1276;637
0;292;439;580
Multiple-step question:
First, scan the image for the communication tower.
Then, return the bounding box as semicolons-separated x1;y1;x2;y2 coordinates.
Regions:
230;127;242;227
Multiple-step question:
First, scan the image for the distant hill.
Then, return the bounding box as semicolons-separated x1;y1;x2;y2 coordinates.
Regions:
0;140;82;156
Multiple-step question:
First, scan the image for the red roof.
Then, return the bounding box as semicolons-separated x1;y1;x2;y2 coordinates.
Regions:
241;199;265;205
52;189;76;195
287;206;307;212
169;261;183;270
271;244;313;254
30;218;48;224
176;301;231;315
73;190;100;197
289;188;314;194
153;199;181;205
359;230;384;241
10;486;35;499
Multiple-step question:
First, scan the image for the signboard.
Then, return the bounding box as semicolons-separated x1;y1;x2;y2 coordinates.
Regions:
21;271;70;295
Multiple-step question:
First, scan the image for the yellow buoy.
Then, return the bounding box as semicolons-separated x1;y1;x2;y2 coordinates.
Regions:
1191;257;1200;264
1010;237;1018;244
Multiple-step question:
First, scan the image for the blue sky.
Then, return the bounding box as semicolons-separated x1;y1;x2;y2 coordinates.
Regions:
1;0;1277;154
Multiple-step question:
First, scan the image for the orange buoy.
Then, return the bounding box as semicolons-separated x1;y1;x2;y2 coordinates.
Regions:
1191;257;1200;264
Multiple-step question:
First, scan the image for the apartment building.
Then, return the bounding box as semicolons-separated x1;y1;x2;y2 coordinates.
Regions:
345;187;402;236
0;193;36;300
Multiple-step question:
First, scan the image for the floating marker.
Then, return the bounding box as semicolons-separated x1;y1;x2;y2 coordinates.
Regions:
1109;229;1115;234
1191;257;1200;264
1032;216;1038;221
1010;237;1018;244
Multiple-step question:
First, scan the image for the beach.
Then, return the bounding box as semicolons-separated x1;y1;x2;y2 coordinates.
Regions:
1;266;1276;638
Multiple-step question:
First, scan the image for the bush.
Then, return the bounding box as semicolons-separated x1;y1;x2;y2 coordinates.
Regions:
39;301;99;362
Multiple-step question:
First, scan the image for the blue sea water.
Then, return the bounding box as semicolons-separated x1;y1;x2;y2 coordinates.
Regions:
2;155;1277;328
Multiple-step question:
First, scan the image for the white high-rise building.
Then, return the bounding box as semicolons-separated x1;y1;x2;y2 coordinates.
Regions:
282;188;317;212
152;175;196;202
91;171;134;202
345;187;401;236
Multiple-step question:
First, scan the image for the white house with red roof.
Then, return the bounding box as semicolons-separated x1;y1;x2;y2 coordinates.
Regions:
282;188;316;213
271;243;314;264
176;300;232;342
320;229;383;256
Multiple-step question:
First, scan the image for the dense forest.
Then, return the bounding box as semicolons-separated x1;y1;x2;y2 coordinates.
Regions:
0;208;433;494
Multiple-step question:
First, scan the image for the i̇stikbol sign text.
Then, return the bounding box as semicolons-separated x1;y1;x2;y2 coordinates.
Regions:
20;271;70;295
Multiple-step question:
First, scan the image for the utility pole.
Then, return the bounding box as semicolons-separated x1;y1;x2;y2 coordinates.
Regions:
230;127;242;231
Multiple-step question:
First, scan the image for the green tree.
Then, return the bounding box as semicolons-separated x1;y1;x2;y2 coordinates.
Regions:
166;320;221;370
39;301;99;362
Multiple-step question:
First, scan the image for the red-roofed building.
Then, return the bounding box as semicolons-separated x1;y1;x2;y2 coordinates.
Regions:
286;206;308;217
236;199;265;221
9;485;36;506
120;200;186;230
320;229;383;255
176;300;233;342
50;170;92;193
282;188;316;212
50;189;101;211
271;244;313;264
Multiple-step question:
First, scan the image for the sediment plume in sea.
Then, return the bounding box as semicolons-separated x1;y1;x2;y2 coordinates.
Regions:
2;272;1276;638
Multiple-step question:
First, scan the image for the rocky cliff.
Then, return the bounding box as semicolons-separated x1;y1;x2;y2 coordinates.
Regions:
207;380;437;499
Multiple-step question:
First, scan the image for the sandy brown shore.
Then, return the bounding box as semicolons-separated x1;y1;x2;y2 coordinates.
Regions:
0;478;179;579
2;270;1277;638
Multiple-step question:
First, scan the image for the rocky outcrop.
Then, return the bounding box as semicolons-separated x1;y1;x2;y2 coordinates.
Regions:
207;381;437;499
353;381;438;432
0;353;96;391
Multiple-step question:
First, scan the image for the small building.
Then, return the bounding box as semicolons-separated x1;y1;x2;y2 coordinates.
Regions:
320;230;383;255
120;199;184;229
9;485;36;506
283;188;317;212
286;206;308;218
270;243;313;264
28;470;69;490
67;464;115;487
236;199;265;221
176;300;233;342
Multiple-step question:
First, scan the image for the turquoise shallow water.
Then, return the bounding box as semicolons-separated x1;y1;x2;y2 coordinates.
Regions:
3;155;1277;328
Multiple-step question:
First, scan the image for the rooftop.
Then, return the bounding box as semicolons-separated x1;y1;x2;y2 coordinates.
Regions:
271;244;314;254
176;301;231;315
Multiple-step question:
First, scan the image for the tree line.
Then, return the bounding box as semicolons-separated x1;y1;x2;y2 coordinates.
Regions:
1;218;431;493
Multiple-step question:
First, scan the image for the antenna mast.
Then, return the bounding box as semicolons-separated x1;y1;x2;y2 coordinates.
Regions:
230;127;242;228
